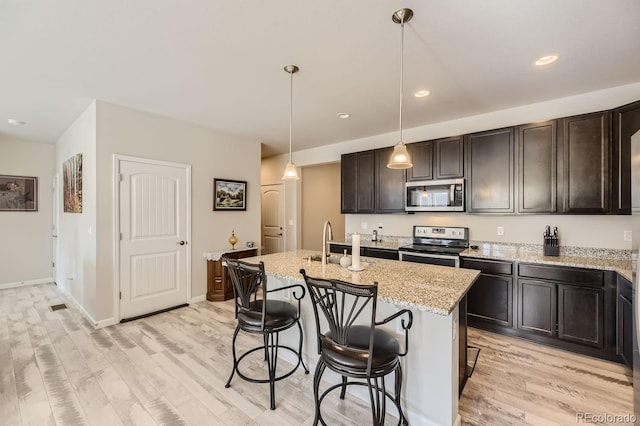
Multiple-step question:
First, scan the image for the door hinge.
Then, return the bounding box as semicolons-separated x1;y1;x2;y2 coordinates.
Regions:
119;173;124;182
52;262;55;268
120;233;123;241
119;292;122;300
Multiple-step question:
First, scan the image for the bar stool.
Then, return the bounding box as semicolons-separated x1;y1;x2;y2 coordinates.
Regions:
300;269;413;425
224;257;309;410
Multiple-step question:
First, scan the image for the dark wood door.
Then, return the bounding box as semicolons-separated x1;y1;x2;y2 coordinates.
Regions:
341;151;375;213
435;136;464;179
618;292;633;367
374;147;405;213
466;127;515;213
406;140;433;181
517;279;556;336
467;273;513;327
557;284;604;348
612;100;640;214
363;247;399;260
559;111;610;213
517;121;557;213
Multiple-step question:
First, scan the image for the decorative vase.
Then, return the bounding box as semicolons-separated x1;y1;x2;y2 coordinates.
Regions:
339;249;351;268
228;230;238;249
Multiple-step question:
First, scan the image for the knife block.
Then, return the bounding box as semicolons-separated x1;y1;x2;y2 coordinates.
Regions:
543;236;559;256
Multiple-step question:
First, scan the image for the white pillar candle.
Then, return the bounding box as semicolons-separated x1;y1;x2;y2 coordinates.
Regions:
351;233;361;269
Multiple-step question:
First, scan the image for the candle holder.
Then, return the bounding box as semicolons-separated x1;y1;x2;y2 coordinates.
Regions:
228;230;238;250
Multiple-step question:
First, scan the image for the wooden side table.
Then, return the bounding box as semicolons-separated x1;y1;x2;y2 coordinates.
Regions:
206;248;258;301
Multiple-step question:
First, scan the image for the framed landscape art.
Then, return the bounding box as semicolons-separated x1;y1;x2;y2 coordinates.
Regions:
214;178;246;211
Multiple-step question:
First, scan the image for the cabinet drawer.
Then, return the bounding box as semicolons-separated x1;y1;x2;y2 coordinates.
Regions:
461;258;513;275
364;247;399;260
518;263;603;287
618;275;632;300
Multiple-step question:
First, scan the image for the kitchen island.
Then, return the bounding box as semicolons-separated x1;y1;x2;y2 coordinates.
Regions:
245;249;480;426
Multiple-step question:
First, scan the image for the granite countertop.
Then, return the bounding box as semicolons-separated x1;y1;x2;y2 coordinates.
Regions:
461;243;633;281
246;249;480;316
330;240;405;251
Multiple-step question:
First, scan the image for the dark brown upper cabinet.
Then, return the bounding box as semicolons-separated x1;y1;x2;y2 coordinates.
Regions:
341;150;375;213
466;128;515;213
558;111;610;213
406;136;463;182
517;121;557;213
375;147;406;213
612;100;640;214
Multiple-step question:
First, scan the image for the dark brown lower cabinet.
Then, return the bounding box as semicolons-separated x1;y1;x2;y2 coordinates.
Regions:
618;275;633;367
206;248;258;301
461;257;514;329
517;279;556;336
557;284;604;348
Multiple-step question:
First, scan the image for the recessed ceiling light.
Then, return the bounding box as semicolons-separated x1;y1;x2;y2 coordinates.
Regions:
7;118;26;125
336;113;350;119
535;55;558;66
414;90;430;98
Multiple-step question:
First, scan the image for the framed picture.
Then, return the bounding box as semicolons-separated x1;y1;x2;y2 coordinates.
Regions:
0;175;38;211
63;153;83;213
214;178;247;211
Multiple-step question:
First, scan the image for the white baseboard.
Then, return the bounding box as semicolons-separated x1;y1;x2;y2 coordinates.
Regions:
190;294;206;303
56;284;102;329
0;277;54;290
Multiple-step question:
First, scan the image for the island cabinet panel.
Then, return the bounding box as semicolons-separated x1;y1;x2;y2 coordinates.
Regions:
612;100;640;214
206;248;258;302
363;247;399;260
517;279;556;336
461;257;514;329
558;111;610;213
517;121;557;213
557;284;604;348
407;136;464;182
341;151;375;213
617;275;633;367
374;147;406;213
465;127;515;213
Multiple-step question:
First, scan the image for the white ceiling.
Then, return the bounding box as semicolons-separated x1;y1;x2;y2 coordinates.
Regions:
2;0;640;157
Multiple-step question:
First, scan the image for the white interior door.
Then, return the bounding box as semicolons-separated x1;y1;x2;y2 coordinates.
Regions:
261;184;285;254
52;174;59;282
118;158;190;320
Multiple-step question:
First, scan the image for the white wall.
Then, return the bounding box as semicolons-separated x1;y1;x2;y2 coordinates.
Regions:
262;82;640;251
0;138;55;287
56;102;98;318
95;101;261;322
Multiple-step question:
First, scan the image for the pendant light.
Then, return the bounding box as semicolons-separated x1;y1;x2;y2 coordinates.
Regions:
281;64;300;180
387;8;414;169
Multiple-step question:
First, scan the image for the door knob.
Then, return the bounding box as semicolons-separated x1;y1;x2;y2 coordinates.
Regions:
177;241;187;245
277;233;283;236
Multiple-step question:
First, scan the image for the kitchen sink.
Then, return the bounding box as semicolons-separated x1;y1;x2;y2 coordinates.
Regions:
305;254;341;264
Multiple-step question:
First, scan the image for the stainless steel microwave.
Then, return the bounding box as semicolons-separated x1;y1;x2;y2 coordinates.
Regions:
405;178;465;212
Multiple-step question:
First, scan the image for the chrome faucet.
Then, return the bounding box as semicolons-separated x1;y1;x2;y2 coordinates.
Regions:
321;220;334;265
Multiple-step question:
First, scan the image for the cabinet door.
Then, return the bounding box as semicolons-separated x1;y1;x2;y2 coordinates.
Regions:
435;136;464;179
375;147;406;213
363;247;399;260
558;284;604;348
467;273;513;327
517;279;556;336
618;293;633;367
341;151;375;213
559;111;610;213
466;128;515;213
517;121;557;213
406;141;433;181
612;100;640;214
341;153;358;213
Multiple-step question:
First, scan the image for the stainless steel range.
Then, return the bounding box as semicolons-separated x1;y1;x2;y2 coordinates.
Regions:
399;226;469;267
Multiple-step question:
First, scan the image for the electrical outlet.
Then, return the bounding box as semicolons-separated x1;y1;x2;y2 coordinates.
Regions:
624;230;632;241
497;226;504;236
361;222;368;229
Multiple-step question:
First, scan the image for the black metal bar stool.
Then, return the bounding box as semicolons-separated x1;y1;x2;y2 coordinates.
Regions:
300;269;413;425
224;257;309;410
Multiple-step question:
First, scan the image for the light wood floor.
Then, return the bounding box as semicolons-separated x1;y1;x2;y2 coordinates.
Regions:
0;283;634;425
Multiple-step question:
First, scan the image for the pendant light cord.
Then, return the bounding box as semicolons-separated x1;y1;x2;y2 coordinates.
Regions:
398;17;405;144
289;69;293;163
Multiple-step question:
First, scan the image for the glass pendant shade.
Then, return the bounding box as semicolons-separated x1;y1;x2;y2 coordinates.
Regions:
387;142;413;169
281;161;300;180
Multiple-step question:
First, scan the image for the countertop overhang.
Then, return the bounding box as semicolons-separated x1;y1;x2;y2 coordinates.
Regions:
246;249;480;316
